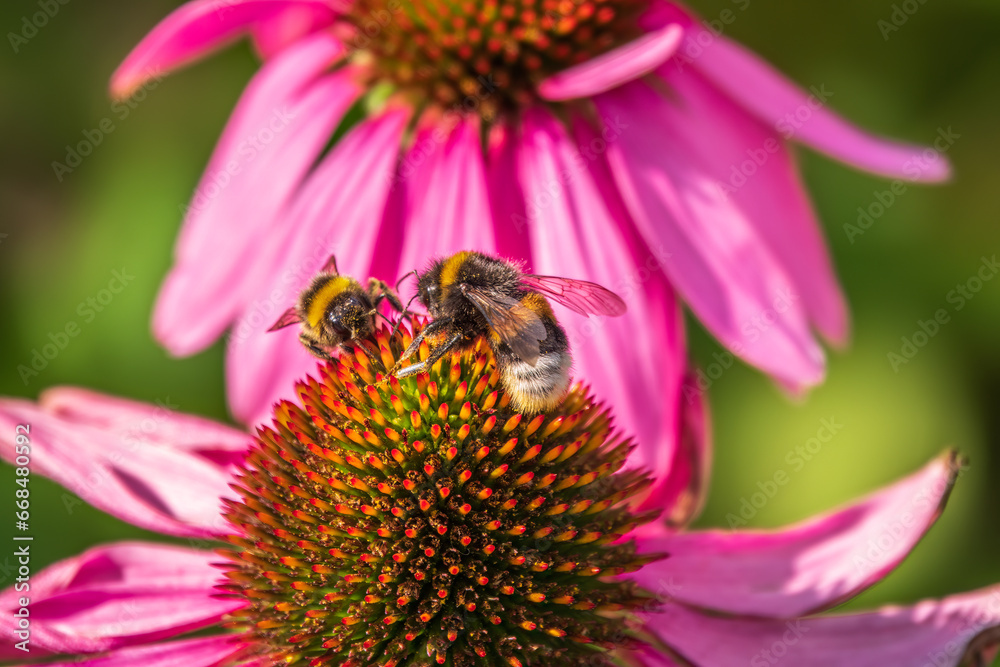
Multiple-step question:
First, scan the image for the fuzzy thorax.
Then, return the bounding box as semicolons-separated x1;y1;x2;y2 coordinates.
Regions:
220;324;662;667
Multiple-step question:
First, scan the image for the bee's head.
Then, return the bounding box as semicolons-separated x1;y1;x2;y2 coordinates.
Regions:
416;262;444;315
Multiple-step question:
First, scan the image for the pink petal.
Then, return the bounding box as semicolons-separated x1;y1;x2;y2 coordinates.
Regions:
596;81;826;389
630;452;962;617
397;115;497;273
538;23;684;101
226;110;409;425
0;543;241;659
486;123;533;262
0;391;241;538
9;636;240;667
648;585;1000;667
251;2;340;58
656;65;848;345
154;35;358;356
111;0;338;99
686;33;952;181
645;372;711;526
38;387;249;468
517;108;686;501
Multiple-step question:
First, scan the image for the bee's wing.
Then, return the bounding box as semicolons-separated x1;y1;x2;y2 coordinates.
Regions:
521;275;627;317
268;307;302;332
460;285;548;366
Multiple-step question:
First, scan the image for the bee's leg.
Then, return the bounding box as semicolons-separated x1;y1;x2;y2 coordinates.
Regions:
386;318;451;378
393;332;463;379
367;279;406;314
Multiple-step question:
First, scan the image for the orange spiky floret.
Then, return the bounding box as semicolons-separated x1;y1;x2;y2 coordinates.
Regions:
221;323;662;667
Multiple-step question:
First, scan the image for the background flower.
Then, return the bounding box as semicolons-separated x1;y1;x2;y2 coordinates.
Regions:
2;0;999;654
107;0;951;443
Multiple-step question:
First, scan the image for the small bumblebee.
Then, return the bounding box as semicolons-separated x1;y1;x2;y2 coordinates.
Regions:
269;255;404;360
390;251;627;413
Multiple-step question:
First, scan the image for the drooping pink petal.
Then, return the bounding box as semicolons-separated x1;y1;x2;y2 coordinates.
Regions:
686;32;951;181
0;394;239;538
656;65;848;345
596;81;825;390
517;108;686;499
37;387;250;468
538;23;684;101
630;452;961;618
9;636;240;667
225;109;409;425
647;585;1000;667
154;35;358;356
486;123;533;262
111;0;338;99
397;115;497;273
0;543;241;659
645;373;711;527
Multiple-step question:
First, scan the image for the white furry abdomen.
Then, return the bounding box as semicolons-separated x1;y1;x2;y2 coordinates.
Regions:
502;351;572;414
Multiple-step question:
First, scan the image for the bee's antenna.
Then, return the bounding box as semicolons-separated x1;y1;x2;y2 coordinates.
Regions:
390;292;421;341
395;269;418;293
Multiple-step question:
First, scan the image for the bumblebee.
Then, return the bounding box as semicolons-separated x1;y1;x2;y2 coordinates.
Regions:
269;256;404;360
391;251;626;413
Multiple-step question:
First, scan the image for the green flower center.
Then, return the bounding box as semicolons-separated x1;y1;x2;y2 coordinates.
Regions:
221;324;661;666
340;0;647;119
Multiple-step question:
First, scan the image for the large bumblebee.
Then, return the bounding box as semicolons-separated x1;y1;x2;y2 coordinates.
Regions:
390;251;626;413
269;256;404;360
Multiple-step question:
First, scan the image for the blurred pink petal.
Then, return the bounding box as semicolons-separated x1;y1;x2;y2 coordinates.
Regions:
111;0;337;98
0;391;239;538
646;372;711;525
538;23;684;101
517;107;686;498
226;110;409;425
656;65;849;345
648;586;1000;667
251;2;338;57
689;33;952;181
154;35;357;355
596;81;825;389
398;116;497;272
0;543;241;659
22;636;239;667
631;452;961;617
486;123;533;261
38;387;249;467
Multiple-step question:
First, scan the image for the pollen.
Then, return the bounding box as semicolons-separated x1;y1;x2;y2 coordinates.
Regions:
220;322;662;666
341;0;646;120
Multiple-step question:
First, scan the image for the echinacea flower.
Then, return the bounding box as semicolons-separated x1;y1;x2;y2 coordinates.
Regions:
112;0;950;452
3;326;997;666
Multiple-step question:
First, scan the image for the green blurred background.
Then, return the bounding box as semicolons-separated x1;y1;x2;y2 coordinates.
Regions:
1;0;999;649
